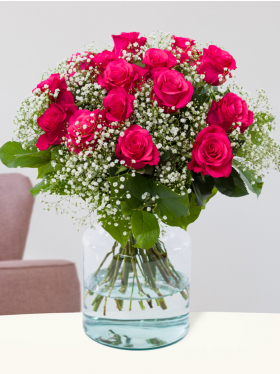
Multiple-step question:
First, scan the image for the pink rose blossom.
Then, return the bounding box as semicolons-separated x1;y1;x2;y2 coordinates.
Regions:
206;93;254;133
152;68;193;111
33;73;77;117
66;109;106;154
115;124;160;169
36;103;67;150
188;126;233;178
143;48;177;70
33;73;66;94
112;32;147;57
171;35;196;63
103;88;134;124
98;59;148;92
197;45;236;86
93;50;118;73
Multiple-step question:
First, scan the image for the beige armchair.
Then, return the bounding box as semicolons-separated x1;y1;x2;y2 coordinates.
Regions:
0;173;80;315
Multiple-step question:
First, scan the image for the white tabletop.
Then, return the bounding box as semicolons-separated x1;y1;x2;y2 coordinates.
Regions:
0;312;279;374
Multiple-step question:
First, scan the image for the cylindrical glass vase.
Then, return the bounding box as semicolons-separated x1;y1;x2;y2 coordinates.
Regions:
83;223;191;350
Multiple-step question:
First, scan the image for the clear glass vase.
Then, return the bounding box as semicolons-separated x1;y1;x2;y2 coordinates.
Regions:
83;223;191;350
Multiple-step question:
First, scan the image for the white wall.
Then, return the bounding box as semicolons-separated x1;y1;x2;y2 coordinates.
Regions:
1;1;280;313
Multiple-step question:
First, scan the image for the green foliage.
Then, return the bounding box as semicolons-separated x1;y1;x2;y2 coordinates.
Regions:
133;61;146;68
120;195;143;216
151;183;189;220
37;162;62;179
30;177;50;197
131;210;160;249
0;141;51;168
192;172;214;206
210;169;248;198
100;211;130;248
233;160;263;197
166;188;217;230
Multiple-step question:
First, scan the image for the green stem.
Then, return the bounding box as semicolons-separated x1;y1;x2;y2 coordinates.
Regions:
129;275;135;311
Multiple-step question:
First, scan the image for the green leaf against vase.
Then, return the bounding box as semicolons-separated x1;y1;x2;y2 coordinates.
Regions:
0;141;51;168
100;211;131;248
123;174;189;220
131;210;160;249
232;160;263;197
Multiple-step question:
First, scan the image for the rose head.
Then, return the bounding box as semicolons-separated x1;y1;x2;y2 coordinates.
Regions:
207;93;254;133
33;73;67;94
143;48;177;70
115;124;160;169
152;68;193;111
188;125;233;178
36;103;67;150
171;35;196;63
112;32;147;57
66;109;105;154
93;50;118;73
197;45;236;86
103;88;134;124
98;59;148;92
33;73;77;118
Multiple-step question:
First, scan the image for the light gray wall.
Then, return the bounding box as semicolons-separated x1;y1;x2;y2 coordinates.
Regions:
0;1;280;313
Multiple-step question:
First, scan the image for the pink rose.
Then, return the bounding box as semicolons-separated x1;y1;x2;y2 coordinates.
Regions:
33;73;77;116
112;32;147;57
152;68;193;111
142;48;177;69
66;109;106;154
93;50;118;73
98;59;148;92
115;124;160;169
171;35;196;63
206;93;254;133
187;126;233;178
197;45;236;86
33;73;66;94
36;103;67;150
103;88;134;124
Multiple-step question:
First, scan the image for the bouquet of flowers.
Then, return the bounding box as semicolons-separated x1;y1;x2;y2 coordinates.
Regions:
1;31;279;316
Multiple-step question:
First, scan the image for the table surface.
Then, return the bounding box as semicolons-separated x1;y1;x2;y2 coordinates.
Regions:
0;312;279;374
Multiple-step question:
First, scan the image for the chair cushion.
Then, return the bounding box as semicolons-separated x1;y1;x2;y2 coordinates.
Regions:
0;259;81;315
0;173;34;261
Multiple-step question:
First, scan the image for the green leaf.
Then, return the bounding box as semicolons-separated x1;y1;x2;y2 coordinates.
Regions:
0;141;51;168
120;195;143;216
213;174;234;196
116;165;128;175
37;162;63;179
122;174;189;220
122;174;150;200
232;160;263;197
131;210;160;249
100;211;131;248
192;172;214;206
166;188;217;230
133;61;146;68
152;183;189;220
229;168;249;197
30;177;50;197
